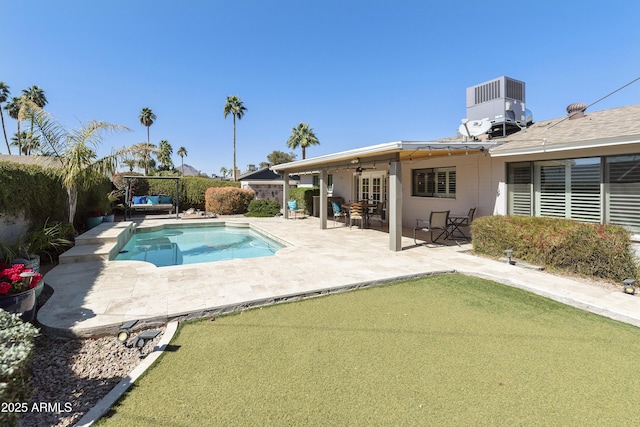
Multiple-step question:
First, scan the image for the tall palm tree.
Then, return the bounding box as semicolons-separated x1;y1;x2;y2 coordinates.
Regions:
157;139;173;170
287;122;320;160
28;108;130;224
4;96;31;155
0;82;11;154
139;107;156;144
223;95;247;181
22;85;48;155
177;146;187;176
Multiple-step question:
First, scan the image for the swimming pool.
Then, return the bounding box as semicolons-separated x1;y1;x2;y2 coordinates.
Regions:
114;225;284;267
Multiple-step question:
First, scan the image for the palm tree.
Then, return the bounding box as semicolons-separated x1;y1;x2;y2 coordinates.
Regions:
287;122;320;160
134;142;157;175
28;108;130;224
177;146;187;176
223;95;247;181
157;140;174;170
11;131;35;155
22;85;48;155
4;96;32;156
219;166;228;179
139;107;156;144
122;158;137;172
0;82;11;154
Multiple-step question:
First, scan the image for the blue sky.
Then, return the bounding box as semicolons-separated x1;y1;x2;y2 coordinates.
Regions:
2;0;639;176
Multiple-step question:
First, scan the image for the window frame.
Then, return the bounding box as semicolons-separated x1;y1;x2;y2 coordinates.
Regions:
411;166;456;198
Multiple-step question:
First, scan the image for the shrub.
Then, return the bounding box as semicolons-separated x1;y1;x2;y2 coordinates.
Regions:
0;310;39;426
472;215;638;282
205;187;254;215
245;200;281;217
288;187;319;215
148;176;240;211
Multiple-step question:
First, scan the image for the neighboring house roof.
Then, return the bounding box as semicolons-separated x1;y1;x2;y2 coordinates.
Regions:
490;103;640;157
238;167;300;181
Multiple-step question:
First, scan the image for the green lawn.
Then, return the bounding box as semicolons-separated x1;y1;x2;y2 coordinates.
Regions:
98;274;640;426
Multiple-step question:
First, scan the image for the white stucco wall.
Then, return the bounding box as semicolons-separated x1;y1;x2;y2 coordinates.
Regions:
401;153;503;227
0;212;30;245
321;152;507;228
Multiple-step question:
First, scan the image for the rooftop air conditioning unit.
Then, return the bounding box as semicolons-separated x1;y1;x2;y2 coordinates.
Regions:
466;76;529;127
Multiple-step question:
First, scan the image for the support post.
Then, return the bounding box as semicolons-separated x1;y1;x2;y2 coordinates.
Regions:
283;174;290;219
319;169;327;229
389;160;402;251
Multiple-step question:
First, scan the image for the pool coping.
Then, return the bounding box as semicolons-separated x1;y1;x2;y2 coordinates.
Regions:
39;216;640;338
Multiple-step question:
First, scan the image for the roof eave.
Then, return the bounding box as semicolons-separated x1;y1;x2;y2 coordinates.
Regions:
490;135;640;157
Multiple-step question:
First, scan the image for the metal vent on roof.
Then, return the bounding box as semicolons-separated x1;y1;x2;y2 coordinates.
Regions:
566;102;587;119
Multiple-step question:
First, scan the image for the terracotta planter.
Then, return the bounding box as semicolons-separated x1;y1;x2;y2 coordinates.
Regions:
0;288;37;322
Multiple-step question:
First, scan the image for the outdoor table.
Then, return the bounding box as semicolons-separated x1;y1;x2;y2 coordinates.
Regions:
342;202;377;228
448;214;470;240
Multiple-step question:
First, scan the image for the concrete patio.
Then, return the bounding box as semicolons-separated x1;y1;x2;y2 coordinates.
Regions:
38;216;640;337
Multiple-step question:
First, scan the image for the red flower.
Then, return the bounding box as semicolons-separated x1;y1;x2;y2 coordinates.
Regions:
0;282;11;295
0;263;41;295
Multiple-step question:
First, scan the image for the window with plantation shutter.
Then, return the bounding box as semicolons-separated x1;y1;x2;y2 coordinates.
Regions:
606;155;640;231
507;163;532;215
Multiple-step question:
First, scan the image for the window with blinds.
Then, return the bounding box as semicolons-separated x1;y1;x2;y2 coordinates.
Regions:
507;163;532;215
412;167;456;198
606;155;640;231
508;158;601;223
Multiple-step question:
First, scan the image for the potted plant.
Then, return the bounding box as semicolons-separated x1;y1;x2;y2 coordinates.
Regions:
0;263;43;322
11;221;73;297
86;208;104;229
104;190;124;222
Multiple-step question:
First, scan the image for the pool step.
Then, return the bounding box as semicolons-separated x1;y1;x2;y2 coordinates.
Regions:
60;222;136;264
59;243;114;264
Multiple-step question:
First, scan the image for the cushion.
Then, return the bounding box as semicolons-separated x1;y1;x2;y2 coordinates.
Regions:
159;195;173;204
287;200;298;210
133;196;146;205
332;201;342;214
147;195;160;205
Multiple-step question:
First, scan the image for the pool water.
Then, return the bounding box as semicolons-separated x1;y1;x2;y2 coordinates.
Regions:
114;225;284;267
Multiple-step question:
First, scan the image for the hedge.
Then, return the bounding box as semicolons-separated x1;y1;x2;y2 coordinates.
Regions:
288;187;319;215
148;177;239;211
205;187;254;215
0;160;111;232
0;310;39;427
472;215;638;282
245;200;281;217
0;162;67;226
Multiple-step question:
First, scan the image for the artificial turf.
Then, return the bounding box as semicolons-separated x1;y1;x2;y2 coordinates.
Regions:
98;273;640;426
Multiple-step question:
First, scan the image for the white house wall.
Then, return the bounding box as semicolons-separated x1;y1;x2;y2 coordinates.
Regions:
401;152;500;227
324;153;503;228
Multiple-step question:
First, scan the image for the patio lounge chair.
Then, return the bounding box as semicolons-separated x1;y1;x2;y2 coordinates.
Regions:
413;210;450;244
287;200;305;219
332;201;347;226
